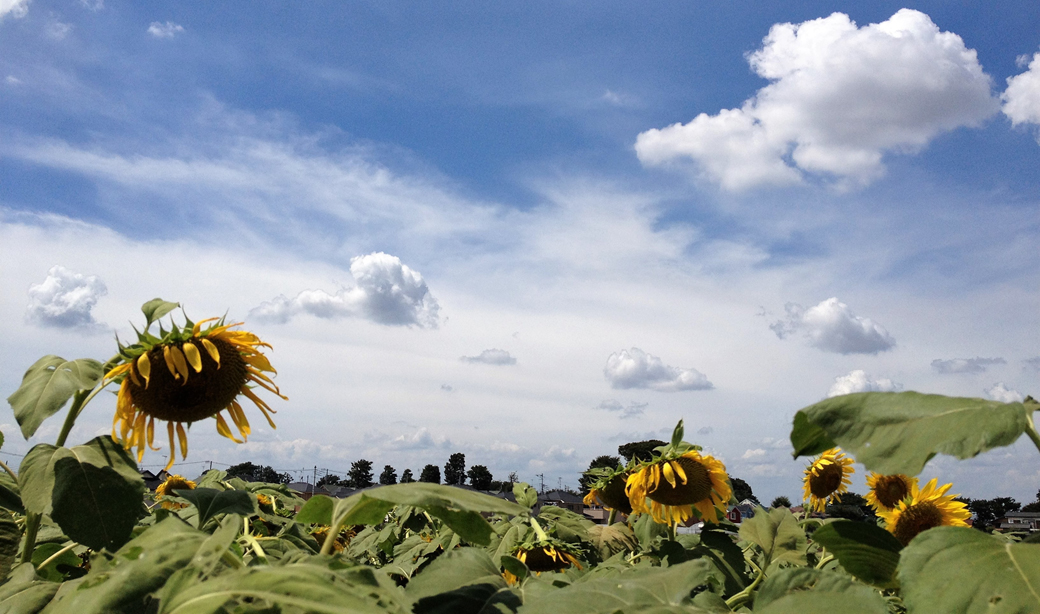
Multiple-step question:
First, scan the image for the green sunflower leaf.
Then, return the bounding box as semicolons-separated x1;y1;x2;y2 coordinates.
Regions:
810;520;902;588
899;526;1040;614
406;547;507;600
141;298;180;330
739;507;807;569
754;567;890;613
174;488;255;528
50;455;145;552
0;510;20;581
790;392;1038;476
8;356;104;439
0;563;61;614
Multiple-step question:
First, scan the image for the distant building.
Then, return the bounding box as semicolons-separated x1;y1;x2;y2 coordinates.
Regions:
140;469;170;492
1000;512;1040;532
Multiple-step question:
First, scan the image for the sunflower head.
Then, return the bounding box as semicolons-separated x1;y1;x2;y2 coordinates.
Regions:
582;464;633;515
311;525;354;553
105;300;286;470
865;472;917;512
624;420;732;525
802;447;854;513
256;493;274;512
155;474;196;510
878;478;971;546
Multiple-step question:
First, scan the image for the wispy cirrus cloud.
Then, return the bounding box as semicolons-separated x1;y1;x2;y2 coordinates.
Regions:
931;357;1006;374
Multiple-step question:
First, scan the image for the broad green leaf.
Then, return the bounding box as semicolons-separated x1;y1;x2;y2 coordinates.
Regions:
141;298;180;329
427;505;493;545
681;527;751;595
0;471;23;515
501;555;529;583
50;456;144;551
756;590;889;614
158;564;411;614
899;526;1040;614
811;520;902;588
513;482;538;509
755;567;888;612
406;547;507;599
520;558;723;614
791;392;1038;475
789;411;835;458
738;507;806;568
40;517;207;614
0;563;60;614
0;510;19;581
19;436;143;517
175;488;254;527
587;522;638;561
8;356;103;439
296;493;335;524
632;512;669;549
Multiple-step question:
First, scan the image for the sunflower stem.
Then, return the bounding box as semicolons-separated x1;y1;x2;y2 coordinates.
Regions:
667;521;677;542
724;563;766;609
19;514;41;564
607;509;617;525
36;542;77;573
815;553;835;569
530;517;550;542
0;460;17;484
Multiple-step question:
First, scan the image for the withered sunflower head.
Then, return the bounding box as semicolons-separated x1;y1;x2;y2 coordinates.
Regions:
155;474;196;510
106;302;286;470
582;465;633;515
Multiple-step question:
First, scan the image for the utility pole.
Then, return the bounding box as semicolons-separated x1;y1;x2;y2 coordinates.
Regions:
312;465;317;492
536;473;545;494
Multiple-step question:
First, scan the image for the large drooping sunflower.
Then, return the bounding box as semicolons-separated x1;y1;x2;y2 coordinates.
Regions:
802;447;855;513
582;465;633;515
106;311;285;469
626;447;732;525
878;478;971;546
503;542;582;584
865;472;918;512
154;474;196;510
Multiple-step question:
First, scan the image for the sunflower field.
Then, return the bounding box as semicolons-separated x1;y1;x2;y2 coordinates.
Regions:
1;299;1039;613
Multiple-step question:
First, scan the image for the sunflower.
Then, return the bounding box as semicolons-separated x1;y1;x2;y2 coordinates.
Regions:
106;313;285;470
257;493;274;512
504;543;582;584
582;466;633;515
626;450;732;525
864;472;917;512
802;447;854;513
154;474;196;510
878;478;971;546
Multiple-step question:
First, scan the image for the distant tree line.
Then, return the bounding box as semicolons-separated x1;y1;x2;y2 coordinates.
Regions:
283;453;506;492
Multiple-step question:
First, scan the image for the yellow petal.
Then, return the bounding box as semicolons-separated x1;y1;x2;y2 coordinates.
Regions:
662;461;677;488
244;352;276;373
215;413;244;443
192;317;219;336
169;346;190;383
182;342;203;373
163;346;180;379
137;353;151;388
672;459;687;484
176;423;188;459
200;338;221;367
165;422;176;471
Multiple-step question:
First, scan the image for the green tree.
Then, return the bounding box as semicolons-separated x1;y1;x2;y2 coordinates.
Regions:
1021;489;1040;512
379;465;397;485
400;469;415;483
618;440;665;463
968;497;1021;530
419;464;440;484
826;492;876;522
316;473;341;489
346;459;374;488
226;462;292;484
770;495;792;508
467;465;493;490
731;477;761;506
444;453;466;485
579;455;621;494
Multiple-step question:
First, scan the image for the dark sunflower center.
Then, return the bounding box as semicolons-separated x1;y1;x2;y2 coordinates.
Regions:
127;337;248;423
522;547;571;572
874;475;911;509
892;502;944;546
809;462;844;499
647;457;713;506
599;474;634;514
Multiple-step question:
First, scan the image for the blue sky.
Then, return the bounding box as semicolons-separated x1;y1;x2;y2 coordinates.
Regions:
2;0;1040;503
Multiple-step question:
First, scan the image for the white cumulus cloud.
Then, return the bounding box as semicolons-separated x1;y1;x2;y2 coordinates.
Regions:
0;0;29;20
1003;51;1040;128
986;382;1024;404
603;348;712;392
771;297;895;355
827;369;901;397
742;448;766;459
931;357;1006;374
250;252;440;327
25;265;107;330
460;349;516;365
147;21;184;38
636;9;998;190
